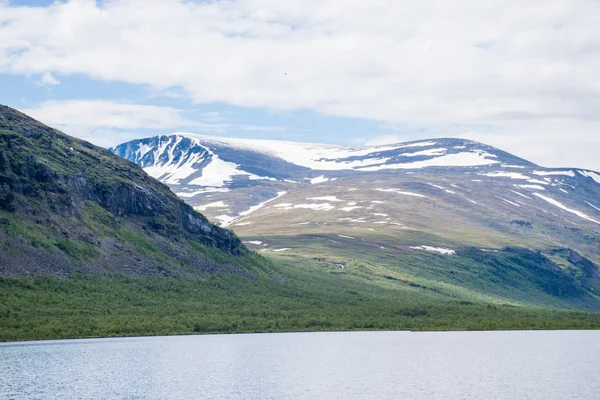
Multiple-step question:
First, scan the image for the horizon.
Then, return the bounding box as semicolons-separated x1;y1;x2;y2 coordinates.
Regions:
5;102;600;172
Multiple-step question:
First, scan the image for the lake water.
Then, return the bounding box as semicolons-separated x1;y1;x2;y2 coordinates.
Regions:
1;330;599;399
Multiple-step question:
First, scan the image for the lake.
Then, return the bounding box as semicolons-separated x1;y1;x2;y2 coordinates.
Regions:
1;330;599;399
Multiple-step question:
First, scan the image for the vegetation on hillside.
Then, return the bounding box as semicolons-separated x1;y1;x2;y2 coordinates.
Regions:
2;257;600;342
0;104;245;276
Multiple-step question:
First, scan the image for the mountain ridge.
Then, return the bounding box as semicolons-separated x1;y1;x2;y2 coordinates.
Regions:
111;133;600;228
111;131;600;310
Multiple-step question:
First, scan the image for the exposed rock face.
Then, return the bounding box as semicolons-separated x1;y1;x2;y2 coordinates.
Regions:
0;105;247;277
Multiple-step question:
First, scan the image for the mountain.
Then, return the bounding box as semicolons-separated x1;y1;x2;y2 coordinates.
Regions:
112;133;600;309
0;105;255;278
2;109;600;341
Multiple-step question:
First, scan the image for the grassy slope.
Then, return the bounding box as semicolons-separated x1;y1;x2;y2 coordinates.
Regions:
0;105;245;277
242;232;600;309
227;177;600;310
2;253;600;342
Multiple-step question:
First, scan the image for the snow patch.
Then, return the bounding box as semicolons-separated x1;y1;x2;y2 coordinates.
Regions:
310;176;330;184
527;179;549;185
188;151;272;187
220;191;287;227
214;215;236;226
308;196;344;202
358;151;499;171
579;170;600;184
410;245;456;255
533;193;600;225
238;191;287;218
340;206;362;212
177;187;230;198
496;196;521;207
586;202;600;212
194;201;228;211
483;171;530;180
427;183;445;190
533;170;575;177
516;184;545;191
400;148;447;157
509;190;532;200
376;188;426;198
276;203;336;211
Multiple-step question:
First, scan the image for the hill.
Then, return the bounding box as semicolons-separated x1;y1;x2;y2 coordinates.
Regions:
0;105;257;278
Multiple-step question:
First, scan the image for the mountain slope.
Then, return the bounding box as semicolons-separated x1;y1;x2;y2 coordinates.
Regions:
111;133;600;229
0;105;256;278
2;110;600;342
113;133;600;309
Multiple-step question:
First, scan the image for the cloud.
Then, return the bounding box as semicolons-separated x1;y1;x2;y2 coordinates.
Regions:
18;99;197;147
19;99;285;147
21;99;198;129
199;111;228;123
364;135;409;146
34;72;60;86
458;120;600;170
2;0;600;169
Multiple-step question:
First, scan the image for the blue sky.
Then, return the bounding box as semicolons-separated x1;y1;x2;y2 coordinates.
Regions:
2;72;394;147
2;0;600;171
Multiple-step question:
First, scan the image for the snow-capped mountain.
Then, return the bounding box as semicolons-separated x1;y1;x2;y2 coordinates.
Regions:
111;134;600;264
110;133;600;308
111;133;600;222
112;133;535;182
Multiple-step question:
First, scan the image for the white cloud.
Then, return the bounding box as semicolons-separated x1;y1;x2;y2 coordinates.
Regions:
34;72;60;86
200;111;227;123
18;99;198;147
365;135;409;146
2;0;600;169
21;100;196;130
19;99;283;148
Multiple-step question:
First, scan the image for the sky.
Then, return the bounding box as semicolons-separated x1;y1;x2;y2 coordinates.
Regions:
1;0;599;171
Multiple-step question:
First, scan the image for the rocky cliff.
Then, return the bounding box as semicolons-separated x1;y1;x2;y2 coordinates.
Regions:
0;105;250;277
